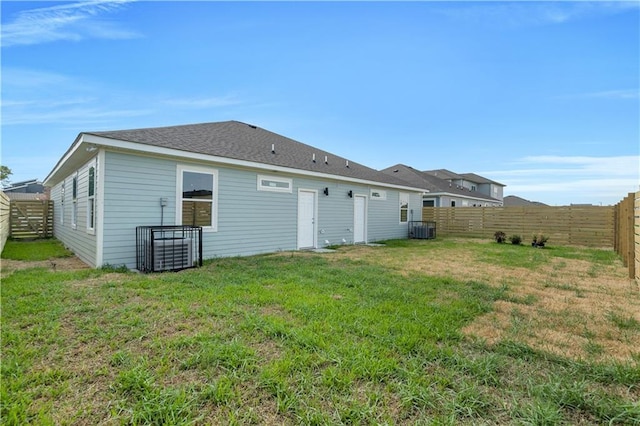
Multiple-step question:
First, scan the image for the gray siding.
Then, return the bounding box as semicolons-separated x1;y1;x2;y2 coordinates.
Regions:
51;157;98;266
98;151;422;269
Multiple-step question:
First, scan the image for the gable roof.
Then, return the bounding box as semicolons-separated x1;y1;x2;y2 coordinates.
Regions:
459;172;505;186
422;169;464;180
45;121;420;190
381;164;500;202
503;195;547;206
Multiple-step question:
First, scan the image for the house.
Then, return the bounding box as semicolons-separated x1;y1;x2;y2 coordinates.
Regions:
381;164;503;207
3;179;49;200
44;121;425;269
503;195;547;207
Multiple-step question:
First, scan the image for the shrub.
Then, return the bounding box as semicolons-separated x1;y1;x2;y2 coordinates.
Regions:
494;231;507;244
509;235;522;245
532;233;549;248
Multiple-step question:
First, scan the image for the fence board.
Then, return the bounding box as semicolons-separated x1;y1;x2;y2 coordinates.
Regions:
0;191;10;252
635;191;640;281
10;200;54;239
423;205;615;247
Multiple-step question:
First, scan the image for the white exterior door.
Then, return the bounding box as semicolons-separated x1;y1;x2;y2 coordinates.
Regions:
354;195;367;244
297;189;317;249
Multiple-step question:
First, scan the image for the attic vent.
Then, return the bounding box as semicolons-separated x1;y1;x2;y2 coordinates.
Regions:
324;155;328;164
393;169;399;173
271;144;275;154
312;153;316;163
246;124;257;129
345;160;349;168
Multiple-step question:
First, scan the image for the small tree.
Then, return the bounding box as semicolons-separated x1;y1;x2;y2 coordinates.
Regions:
0;165;12;187
493;231;507;243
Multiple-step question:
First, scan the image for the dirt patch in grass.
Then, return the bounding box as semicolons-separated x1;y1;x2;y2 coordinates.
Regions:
1;256;90;275
329;242;640;363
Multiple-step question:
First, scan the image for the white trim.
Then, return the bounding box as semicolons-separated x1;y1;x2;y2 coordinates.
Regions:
353;194;368;243
95;150;105;266
176;164;218;232
71;172;78;230
370;189;387;200
71;134;424;193
257;174;293;193
86;158;97;235
297;188;318;249
399;192;410;224
60;180;65;224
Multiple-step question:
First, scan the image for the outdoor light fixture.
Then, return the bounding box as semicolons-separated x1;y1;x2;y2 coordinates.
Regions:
323;187;329;196
347;190;353;198
85;145;98;152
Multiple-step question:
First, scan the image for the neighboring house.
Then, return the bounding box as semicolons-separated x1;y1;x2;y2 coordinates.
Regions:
44;121;424;269
3;179;49;200
381;164;503;207
503;195;547;207
423;169;505;203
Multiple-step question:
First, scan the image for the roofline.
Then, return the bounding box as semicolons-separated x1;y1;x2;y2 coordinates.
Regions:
46;134;426;193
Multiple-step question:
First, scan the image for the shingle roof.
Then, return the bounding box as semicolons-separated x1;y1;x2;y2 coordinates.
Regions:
381;164;500;201
87;121;414;188
422;169;464;180
459;172;504;186
503;195;547;206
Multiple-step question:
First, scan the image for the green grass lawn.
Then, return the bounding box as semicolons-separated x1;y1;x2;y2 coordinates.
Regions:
1;239;638;425
1;238;72;261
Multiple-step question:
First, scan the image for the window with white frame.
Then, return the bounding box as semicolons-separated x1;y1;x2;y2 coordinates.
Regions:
60;181;65;224
257;175;292;193
370;189;387;200
87;165;96;233
178;166;217;230
71;174;78;229
399;192;409;223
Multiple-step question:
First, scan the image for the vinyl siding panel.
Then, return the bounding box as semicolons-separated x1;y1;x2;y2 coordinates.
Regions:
96;151;422;269
101;152;176;267
50;158;98;266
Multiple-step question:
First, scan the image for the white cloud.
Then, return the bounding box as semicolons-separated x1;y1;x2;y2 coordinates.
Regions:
483;155;639;205
1;0;140;47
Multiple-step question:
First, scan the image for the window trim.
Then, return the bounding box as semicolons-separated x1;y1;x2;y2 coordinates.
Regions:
71;173;78;229
257;174;292;193
60;181;65;224
399;192;409;224
370;189;387;201
176;165;218;232
86;164;96;234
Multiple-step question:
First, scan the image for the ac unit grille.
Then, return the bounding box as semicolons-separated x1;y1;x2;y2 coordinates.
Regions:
153;238;192;271
136;226;202;273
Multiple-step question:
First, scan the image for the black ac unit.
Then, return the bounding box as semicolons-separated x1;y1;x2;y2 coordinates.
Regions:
136;226;203;273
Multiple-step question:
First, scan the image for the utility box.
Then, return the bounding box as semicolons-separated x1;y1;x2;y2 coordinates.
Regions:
136;225;203;272
408;221;436;239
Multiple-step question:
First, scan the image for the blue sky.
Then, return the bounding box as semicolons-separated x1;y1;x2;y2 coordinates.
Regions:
2;0;638;206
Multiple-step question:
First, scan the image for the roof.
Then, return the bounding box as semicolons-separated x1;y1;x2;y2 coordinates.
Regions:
83;121;415;188
459;172;505;186
503;195;547;206
423;169;464;180
380;164;500;202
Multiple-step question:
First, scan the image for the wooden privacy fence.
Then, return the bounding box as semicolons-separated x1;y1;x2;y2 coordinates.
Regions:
613;191;639;280
422;205;615;247
0;191;10;252
10;200;54;239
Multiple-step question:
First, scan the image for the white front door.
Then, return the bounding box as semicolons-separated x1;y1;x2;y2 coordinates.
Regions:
297;189;317;249
354;195;367;244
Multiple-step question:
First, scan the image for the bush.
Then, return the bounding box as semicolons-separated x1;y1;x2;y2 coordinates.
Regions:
494;231;507;243
509;235;522;245
532;233;549;248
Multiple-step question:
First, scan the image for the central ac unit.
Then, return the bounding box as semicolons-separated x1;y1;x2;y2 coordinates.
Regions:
153;238;192;272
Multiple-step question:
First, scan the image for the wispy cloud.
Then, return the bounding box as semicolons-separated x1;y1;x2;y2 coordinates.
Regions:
484;155;639;205
1;0;139;47
438;1;639;29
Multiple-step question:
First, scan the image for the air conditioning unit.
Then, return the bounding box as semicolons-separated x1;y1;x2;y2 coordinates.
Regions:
153;238;192;272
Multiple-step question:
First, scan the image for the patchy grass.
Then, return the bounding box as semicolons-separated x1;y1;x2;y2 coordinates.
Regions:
1;238;72;261
1;238;638;424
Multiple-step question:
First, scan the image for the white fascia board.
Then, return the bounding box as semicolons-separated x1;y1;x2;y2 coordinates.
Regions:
80;134;426;193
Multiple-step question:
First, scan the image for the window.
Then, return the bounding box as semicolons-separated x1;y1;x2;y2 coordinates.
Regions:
178;166;217;230
60;181;65;224
423;199;435;207
87;166;96;233
257;174;292;193
451;200;456;207
399;192;409;223
370;189;387;200
71;174;78;229
471;185;477;191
